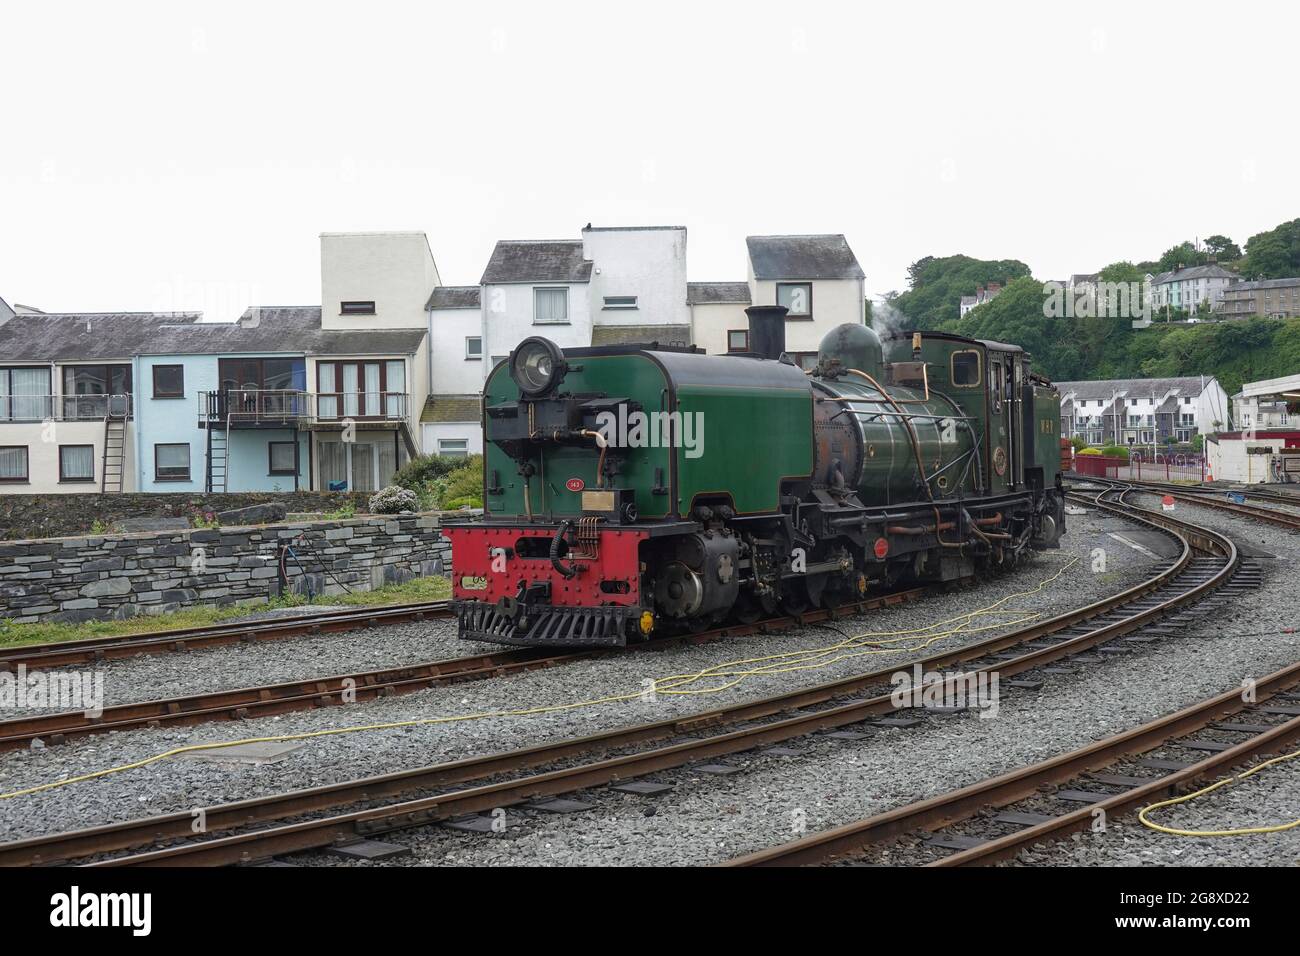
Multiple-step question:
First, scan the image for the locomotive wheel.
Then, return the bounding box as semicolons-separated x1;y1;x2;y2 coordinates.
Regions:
733;594;764;624
778;582;809;615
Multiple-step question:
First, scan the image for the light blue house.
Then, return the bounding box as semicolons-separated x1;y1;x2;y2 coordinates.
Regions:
132;308;425;493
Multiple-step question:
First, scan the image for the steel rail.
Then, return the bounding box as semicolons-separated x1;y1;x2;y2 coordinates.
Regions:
726;659;1300;867
0;485;1237;867
0;600;455;672
0;586;933;753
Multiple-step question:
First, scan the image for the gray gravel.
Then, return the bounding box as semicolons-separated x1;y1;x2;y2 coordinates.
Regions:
288;496;1296;867
0;510;1151;843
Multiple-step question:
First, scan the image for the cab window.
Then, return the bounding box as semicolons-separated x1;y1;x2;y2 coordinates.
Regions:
991;360;1003;411
950;350;981;387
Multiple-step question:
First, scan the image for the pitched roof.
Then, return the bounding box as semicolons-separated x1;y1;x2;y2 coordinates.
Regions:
1223;277;1300;291
480;240;593;284
687;282;751;306
1149;264;1239;285
590;324;692;347
0;308;426;361
420;394;482;423
0;311;204;361
1056;376;1211;401
746;234;864;280
426;286;481;310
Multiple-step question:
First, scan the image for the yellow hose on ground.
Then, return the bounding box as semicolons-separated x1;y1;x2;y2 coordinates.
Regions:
0;556;1077;800
1138;747;1300;837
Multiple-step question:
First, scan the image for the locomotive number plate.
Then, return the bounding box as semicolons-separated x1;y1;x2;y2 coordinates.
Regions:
565;477;585;492
582;490;616;511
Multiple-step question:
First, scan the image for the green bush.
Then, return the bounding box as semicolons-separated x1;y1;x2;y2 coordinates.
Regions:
393;454;470;490
1077;447;1103;456
1069;435;1087;451
1099;444;1130;460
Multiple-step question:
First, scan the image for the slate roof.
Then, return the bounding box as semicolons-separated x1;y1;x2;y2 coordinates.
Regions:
590;325;692;347
0;307;426;361
0;311;204;361
480;241;593;284
686;282;751;306
420;394;482;423
1056;377;1210;402
746;235;864;280
1149;264;1239;286
1223;277;1300;291
426;286;482;310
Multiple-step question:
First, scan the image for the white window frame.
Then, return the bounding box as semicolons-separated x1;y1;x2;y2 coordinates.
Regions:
438;438;469;458
602;295;638;310
533;287;570;325
465;336;483;360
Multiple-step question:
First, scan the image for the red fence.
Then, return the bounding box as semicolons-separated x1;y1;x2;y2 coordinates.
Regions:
1071;453;1206;482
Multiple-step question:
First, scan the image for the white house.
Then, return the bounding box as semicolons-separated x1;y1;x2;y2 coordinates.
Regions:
1058;376;1230;448
689;235;866;367
1148;264;1239;316
422;285;484;457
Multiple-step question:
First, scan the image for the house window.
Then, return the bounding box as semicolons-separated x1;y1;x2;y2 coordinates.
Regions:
950;350;981;387
0;367;52;421
776;282;812;317
603;295;638;310
466;337;482;360
59;445;95;482
438;438;469;458
317;361;402;420
534;287;569;324
340;301;376;315
0;446;28;482
792;352;819;371
727;330;749;352
152;365;185;399
62;365;132;419
268;441;297;475
154;443;191;481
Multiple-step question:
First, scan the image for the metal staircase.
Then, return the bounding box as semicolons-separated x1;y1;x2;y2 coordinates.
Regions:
100;410;128;494
205;414;230;493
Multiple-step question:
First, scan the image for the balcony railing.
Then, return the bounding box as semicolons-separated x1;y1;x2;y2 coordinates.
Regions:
0;394;132;423
199;389;408;425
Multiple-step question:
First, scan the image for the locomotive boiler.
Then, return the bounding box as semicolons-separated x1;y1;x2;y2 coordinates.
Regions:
443;306;1065;647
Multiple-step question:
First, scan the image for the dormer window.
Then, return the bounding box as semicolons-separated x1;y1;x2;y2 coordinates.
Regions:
341;301;376;316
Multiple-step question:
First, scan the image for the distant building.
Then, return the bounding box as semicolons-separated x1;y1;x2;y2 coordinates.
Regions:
1217;277;1300;320
689;235;865;369
1058;376;1230;447
958;281;1003;318
1148;264;1239;315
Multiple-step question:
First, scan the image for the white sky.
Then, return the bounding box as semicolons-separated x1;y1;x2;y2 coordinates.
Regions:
2;0;1297;317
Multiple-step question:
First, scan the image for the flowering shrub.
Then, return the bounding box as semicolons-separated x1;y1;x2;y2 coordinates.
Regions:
369;485;419;515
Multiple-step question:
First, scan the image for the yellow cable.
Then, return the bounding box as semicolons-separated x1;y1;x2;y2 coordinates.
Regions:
1138;746;1300;837
0;554;1077;801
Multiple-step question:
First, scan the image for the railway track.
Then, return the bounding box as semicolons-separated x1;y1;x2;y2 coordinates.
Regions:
727;660;1300;866
0;482;1257;867
0;600;456;671
1071;475;1300;532
0;586;933;752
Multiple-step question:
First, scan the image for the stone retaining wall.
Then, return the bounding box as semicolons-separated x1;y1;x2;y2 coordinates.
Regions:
0;514;450;625
0;491;373;541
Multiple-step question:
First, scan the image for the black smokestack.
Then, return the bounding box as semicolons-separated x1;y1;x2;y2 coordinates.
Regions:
746;305;787;360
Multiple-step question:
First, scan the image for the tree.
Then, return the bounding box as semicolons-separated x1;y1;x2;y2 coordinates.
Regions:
889;255;1032;331
1204;234;1241;262
1155;241;1208;273
1241;219;1300;279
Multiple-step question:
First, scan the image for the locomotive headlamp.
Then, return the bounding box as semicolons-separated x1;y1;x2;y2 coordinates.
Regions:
510;337;567;397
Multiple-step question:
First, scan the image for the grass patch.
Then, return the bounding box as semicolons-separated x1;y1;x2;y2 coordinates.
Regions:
0;575;451;650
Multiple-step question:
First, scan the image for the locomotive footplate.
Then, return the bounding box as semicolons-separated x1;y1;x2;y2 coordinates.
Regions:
453;598;642;647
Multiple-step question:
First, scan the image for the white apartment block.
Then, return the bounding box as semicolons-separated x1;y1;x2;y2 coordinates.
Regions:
1148;264;1239;316
1058;376;1231;448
